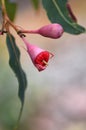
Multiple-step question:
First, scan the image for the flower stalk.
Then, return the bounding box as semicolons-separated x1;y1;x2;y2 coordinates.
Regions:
18;24;64;39
0;0;19;33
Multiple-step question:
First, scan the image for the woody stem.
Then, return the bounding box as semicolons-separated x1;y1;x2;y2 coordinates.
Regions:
1;0;19;33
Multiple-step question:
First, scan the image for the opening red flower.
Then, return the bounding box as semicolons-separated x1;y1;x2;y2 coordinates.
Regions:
22;37;53;71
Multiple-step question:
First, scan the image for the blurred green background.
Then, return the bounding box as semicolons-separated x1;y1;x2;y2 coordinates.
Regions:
0;0;86;130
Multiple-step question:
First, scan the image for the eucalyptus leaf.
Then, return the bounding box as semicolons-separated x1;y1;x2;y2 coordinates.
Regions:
5;0;17;21
31;0;39;9
6;34;27;121
42;0;86;34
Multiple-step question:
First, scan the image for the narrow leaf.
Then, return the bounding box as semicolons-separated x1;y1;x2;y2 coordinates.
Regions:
5;0;17;21
31;0;40;9
6;34;27;122
42;0;86;34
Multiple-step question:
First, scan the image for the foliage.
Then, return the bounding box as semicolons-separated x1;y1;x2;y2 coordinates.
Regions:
42;0;86;34
5;0;17;21
6;34;27;122
0;0;86;129
32;0;40;9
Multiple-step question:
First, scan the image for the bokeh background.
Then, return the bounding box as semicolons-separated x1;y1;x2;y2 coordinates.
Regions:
0;0;86;130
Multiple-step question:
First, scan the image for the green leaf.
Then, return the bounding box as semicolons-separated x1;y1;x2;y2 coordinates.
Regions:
5;0;17;21
31;0;40;9
6;34;27;122
42;0;86;34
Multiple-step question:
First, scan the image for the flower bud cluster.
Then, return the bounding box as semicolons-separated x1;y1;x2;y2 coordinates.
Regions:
21;23;64;71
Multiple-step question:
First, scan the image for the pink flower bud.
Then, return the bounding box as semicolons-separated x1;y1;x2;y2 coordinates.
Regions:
36;23;64;39
21;24;64;39
22;37;53;71
0;31;2;35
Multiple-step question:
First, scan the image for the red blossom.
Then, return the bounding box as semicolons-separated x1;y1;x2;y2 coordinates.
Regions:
22;37;53;71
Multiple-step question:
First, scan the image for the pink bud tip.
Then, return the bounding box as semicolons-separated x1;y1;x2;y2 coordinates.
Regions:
0;31;2;35
37;23;64;39
22;37;53;71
